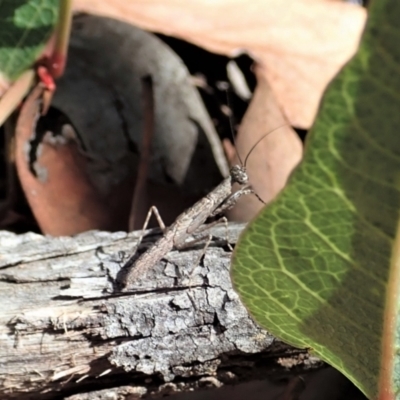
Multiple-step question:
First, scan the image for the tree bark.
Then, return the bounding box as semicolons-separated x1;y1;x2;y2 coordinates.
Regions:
0;223;320;399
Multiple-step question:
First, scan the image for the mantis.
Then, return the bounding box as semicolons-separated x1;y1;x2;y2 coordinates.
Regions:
121;126;284;289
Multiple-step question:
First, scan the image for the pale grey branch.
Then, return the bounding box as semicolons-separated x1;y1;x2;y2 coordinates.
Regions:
0;224;320;400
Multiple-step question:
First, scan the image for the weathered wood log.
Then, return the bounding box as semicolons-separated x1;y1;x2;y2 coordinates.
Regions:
0;223;320;399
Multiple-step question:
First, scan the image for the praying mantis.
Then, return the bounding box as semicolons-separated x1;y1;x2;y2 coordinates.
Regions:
122;126;284;289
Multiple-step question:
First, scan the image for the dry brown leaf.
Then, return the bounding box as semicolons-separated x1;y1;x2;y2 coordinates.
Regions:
73;0;366;128
14;85;135;235
225;65;303;222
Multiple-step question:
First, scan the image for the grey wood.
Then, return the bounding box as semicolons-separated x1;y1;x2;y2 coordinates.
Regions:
0;223;320;399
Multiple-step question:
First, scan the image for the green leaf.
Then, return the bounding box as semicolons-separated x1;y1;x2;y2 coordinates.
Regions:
231;0;400;398
0;0;58;86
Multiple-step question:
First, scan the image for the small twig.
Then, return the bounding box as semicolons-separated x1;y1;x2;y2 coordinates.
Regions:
0;70;35;127
129;75;155;231
51;0;73;79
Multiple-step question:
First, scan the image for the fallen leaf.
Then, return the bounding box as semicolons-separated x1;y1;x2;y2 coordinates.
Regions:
73;0;367;128
14;86;133;235
13;88;91;234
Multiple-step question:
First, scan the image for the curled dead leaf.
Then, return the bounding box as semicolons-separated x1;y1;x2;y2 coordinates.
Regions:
14;85;132;235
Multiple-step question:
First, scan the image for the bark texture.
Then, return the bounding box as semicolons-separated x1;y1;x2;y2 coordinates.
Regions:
0;223;319;399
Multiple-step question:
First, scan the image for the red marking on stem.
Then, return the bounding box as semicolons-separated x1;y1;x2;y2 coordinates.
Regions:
36;65;56;91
